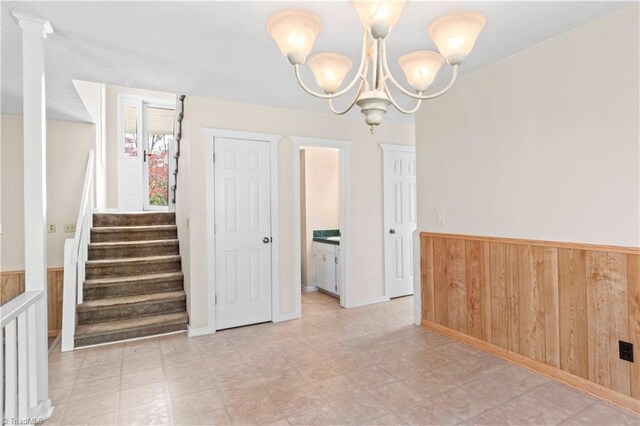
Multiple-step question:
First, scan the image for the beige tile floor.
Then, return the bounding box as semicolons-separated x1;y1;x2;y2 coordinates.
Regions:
46;292;639;425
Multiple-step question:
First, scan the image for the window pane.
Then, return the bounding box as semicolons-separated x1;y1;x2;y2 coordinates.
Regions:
147;133;172;206
124;106;138;157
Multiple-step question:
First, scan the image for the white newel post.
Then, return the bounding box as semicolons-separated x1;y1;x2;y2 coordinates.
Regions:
12;12;54;419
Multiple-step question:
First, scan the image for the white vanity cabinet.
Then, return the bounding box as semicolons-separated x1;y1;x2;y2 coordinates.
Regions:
313;241;340;296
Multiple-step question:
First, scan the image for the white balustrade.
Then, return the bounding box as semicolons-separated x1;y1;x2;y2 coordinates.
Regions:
61;150;95;352
1;290;45;423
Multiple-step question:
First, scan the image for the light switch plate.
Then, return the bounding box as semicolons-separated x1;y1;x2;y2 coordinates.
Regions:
48;224;56;233
436;210;445;225
64;223;76;233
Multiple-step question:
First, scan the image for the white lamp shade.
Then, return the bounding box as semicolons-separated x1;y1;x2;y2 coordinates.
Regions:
398;51;445;93
351;0;406;38
428;10;486;65
308;53;353;94
267;9;322;65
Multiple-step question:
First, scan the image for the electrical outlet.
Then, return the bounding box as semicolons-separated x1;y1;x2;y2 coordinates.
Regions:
64;223;76;233
619;340;634;362
48;224;56;233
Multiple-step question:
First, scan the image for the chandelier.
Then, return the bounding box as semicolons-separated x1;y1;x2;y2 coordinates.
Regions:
267;1;486;132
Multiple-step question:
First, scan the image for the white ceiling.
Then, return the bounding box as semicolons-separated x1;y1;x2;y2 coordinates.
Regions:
1;1;631;124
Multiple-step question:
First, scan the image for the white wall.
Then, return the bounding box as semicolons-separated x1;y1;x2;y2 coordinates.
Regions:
1;116;94;270
300;147;340;287
73;80;107;210
177;97;414;329
415;4;640;248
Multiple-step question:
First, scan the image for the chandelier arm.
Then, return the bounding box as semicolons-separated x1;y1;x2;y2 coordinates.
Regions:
329;80;365;115
293;29;370;100
381;39;459;100
384;83;423;114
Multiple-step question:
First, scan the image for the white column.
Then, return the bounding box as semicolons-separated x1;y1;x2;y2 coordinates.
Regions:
12;12;54;418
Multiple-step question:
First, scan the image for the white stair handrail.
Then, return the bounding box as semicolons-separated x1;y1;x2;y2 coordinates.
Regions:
1;290;46;422
61;150;94;352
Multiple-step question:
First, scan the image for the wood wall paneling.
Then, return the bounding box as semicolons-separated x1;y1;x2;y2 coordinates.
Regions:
447;238;467;334
585;252;630;395
420;232;640;411
1;269;64;337
627;254;640;399
543;247;560;368
558;248;589;379
421;236;435;322
433;237;449;327
489;242;508;349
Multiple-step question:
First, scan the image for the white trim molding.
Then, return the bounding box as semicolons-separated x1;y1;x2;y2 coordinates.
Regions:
11;12;53;38
348;295;390;308
379;143;416;153
186;325;216;338
302;284;319;293
202;128;282;334
290;136;353;310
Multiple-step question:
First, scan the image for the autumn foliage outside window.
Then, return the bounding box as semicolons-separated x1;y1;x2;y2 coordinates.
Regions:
147;133;172;206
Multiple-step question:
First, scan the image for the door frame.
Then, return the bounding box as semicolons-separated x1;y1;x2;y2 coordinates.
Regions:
379;143;416;300
116;94;176;211
291;136;353;309
203;128;282;335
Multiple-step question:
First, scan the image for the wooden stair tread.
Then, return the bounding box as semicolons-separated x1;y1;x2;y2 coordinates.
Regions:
84;272;183;287
89;239;179;248
77;291;186;311
86;255;181;266
75;312;188;337
91;225;177;232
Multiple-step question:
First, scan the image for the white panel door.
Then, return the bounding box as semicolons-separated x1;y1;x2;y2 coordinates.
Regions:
119;98;144;211
215;137;272;330
383;149;417;298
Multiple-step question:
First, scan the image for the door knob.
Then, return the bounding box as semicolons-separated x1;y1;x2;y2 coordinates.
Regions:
389;229;396;234
263;237;271;244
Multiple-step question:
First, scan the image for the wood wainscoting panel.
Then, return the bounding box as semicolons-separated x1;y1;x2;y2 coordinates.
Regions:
420;232;640;412
1;268;64;337
543;247;560;368
558;248;589;379
585;252;630;395
432;237;449;327
421;236;435;322
489;242;508;349
447;238;467;334
1;271;25;304
628;254;640;399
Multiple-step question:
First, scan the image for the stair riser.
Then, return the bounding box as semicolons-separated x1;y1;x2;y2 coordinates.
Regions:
84;279;183;300
91;229;177;243
77;299;186;325
86;260;181;279
93;213;176;227
75;322;187;347
89;244;179;260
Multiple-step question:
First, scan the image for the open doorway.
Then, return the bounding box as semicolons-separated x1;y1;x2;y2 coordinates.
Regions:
300;147;342;312
292;136;352;317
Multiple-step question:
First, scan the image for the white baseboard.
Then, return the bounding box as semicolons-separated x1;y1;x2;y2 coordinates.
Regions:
187;324;216;337
302;284;318;293
274;311;301;322
348;295;390;308
32;399;53;421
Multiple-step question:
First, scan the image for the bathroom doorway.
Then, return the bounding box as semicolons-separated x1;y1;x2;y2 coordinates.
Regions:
292;137;352;316
300;147;342;310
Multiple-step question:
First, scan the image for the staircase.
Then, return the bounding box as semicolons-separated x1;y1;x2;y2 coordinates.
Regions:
74;212;188;347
